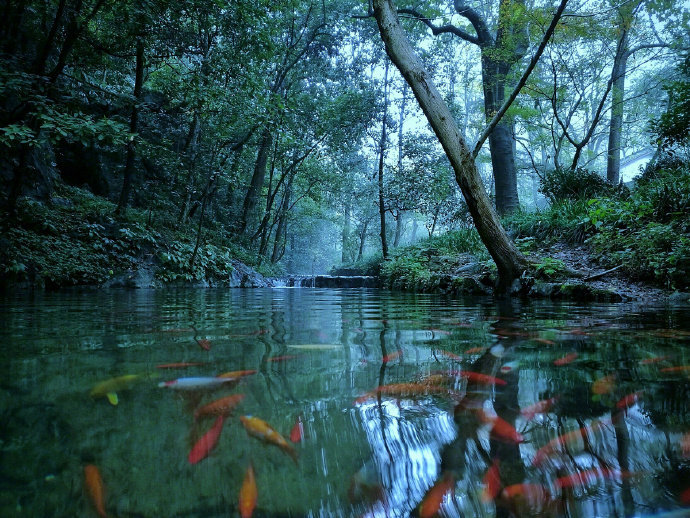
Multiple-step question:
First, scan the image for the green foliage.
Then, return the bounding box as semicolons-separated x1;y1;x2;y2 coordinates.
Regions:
505;200;595;244
534;257;568;280
539;167;618;202
652;55;690;150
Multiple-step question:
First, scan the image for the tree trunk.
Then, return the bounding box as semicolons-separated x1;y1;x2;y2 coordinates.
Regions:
357;220;368;262
239;128;273;234
378;59;390;259
115;36;145;216
393;211;404;247
271;173;293;264
606;37;629;185
482;59;520;214
342;201;351;262
372;0;527;291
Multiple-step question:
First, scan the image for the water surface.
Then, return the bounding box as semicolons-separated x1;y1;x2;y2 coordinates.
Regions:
1;288;689;517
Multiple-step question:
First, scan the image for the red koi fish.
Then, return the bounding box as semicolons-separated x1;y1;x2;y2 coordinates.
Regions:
681;432;690;458
681;487;690;505
240;415;298;464
156;362;206;369
592;374;616;395
84;464;107;518
382;350;402;363
616;391;643;410
553;353;578;366
418;472;455;518
482;459;501;502
188;415;225;464
289;415;304;443
533;421;607;466
194;394;245;420
454;370;507;386
239;463;257;518
216;370;257;380
196;339;212;351
521;397;558;421
556;467;622;490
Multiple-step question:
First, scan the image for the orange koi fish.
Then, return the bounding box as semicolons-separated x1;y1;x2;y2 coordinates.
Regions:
196;339;212;351
216;370;257;380
553;353;578;366
239;463;257;518
660;365;690;374
354;383;454;404
465;347;487;355
533;338;555;345
592;374;616;395
240;415;297;464
188;415;225;464
482;459;501;502
521;397;558;421
289;415;304;443
84;464;107;518
418;472;455;518
266;355;300;362
476;410;523;443
501;483;550;508
533;421;607;466
639;356;670;365
438;350;462;360
453;370;507;386
556;467;622;490
382;350;402;363
616;391;643;410
156;362;206;369
194;394;245;420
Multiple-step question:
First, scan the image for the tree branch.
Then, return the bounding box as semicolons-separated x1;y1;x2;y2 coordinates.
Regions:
472;0;569;158
397;8;480;45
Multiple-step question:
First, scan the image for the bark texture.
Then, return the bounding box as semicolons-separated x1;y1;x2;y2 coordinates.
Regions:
372;0;527;290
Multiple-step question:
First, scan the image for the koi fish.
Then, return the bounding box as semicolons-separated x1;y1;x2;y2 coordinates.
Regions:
240;415;297;464
533;338;555;345
616;391;643;410
681;432;690;458
156;362;206;369
438;350;462;360
382;350;402;363
500;361;520;374
266;355;300;362
196;339;212;351
482;459;501;502
194;394;245;420
556;467;622;490
289;415;304;443
465;347;487;354
533;420;607;466
553;353;578;366
418;472;455;518
639;356;670;365
501;483;550;509
521;397;558;421
158;377;236;390
354;383;454;404
239;463;257;518
188;415;224;464
660;365;690;374
216;370;257;380
90;374;142;406
681;487;690;505
452;370;507;386
84;464;107;517
592;374;616;395
476;411;524;443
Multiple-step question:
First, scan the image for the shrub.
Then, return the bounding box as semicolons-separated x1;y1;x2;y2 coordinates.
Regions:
539;167;618;202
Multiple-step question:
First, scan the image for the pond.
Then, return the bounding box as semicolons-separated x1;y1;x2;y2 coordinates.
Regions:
1;288;689;517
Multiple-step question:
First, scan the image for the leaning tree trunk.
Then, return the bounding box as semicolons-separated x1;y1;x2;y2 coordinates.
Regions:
606;34;629;185
239;128;273;234
372;0;527;291
378;59;390;260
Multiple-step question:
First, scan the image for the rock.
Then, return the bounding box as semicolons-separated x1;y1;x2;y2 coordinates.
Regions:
228;260;272;287
668;291;690;304
530;282;559;298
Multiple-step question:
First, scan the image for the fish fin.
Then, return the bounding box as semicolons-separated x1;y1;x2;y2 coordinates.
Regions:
106;392;118;405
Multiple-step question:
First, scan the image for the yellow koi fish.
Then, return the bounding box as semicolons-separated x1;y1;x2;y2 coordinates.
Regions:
240;415;298;464
89;374;143;406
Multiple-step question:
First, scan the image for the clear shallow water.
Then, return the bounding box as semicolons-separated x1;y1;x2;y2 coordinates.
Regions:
0;288;689;517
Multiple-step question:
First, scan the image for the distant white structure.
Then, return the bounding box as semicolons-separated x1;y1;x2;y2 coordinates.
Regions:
620;148;655;183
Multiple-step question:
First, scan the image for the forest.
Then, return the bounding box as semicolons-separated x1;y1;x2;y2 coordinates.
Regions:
1;0;689;296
